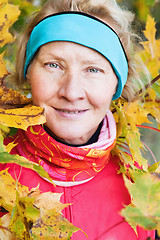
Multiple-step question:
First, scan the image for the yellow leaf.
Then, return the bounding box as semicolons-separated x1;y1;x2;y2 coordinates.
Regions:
0;86;46;130
32;192;81;239
143;15;156;43
0;0;20;47
112;99;148;171
0;106;46;130
0;169;29;213
139;15;160;78
125;101;151;127
125;130;148;170
34;192;69;215
143;101;160;124
0;52;9;84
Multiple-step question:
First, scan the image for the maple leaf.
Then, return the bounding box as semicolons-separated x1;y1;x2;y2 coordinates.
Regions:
0;86;32;109
111;100;149;171
0;106;46;131
135;15;160;103
0;0;20;48
121;171;160;234
0;170;80;240
31;192;81;239
111;15;160;173
0;169;28;213
0;86;46;130
139;15;160;80
0;151;54;184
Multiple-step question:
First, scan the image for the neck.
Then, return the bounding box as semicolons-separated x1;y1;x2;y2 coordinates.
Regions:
44;121;103;147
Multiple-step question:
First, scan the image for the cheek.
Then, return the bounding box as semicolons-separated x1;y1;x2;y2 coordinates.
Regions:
88;84;115;109
30;78;46;105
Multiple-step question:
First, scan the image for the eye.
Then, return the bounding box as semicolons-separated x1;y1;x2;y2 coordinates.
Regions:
88;68;101;73
44;62;61;69
47;62;60;68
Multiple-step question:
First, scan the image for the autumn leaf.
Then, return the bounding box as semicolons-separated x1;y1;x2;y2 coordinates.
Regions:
31;192;80;239
0;170;80;240
0;106;46;130
0;52;9;85
125;100;151;127
0;86;46;130
121;171;160;234
139;15;160;79
0;0;20;48
9;191;40;240
0;169;28;213
0;130;7;152
112;100;149;171
0;86;32;109
0;152;54;184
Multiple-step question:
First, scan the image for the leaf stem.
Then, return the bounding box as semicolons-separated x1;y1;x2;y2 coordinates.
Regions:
0;225;11;233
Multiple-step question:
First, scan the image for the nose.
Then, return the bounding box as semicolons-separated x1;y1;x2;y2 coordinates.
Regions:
58;70;85;102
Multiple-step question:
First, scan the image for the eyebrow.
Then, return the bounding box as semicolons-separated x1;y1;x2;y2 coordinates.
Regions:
38;49;110;67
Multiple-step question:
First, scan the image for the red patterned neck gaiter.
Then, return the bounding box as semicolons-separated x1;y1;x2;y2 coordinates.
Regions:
9;111;116;182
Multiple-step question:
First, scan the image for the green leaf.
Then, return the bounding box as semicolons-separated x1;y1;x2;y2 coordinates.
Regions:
152;81;160;98
10;218;26;238
0;132;6;153
121;171;160;232
0;152;53;184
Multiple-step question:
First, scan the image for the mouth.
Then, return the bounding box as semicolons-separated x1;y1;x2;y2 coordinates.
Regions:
53;107;88;119
57;109;85;114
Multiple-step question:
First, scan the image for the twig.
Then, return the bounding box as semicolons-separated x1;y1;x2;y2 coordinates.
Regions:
138;74;160;95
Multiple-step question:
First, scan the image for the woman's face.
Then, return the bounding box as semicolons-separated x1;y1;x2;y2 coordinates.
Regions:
27;41;117;145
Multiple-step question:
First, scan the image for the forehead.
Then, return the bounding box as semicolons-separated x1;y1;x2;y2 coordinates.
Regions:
38;41;108;60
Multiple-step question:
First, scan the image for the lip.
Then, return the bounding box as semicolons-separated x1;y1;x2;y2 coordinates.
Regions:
53;107;88;120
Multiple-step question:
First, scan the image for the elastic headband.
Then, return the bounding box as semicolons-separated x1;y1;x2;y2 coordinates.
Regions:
24;12;128;100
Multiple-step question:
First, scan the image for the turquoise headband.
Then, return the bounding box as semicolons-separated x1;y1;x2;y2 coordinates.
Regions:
24;12;128;100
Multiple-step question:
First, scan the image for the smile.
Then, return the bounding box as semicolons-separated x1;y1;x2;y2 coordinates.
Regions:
54;107;88;119
58;109;83;114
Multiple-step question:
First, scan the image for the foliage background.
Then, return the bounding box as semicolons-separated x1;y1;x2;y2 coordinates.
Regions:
118;0;160;164
0;0;160;238
2;0;160;164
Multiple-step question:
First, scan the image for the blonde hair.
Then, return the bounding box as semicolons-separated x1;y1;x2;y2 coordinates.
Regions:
15;0;150;101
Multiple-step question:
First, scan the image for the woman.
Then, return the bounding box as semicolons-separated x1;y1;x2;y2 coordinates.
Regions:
0;0;155;239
